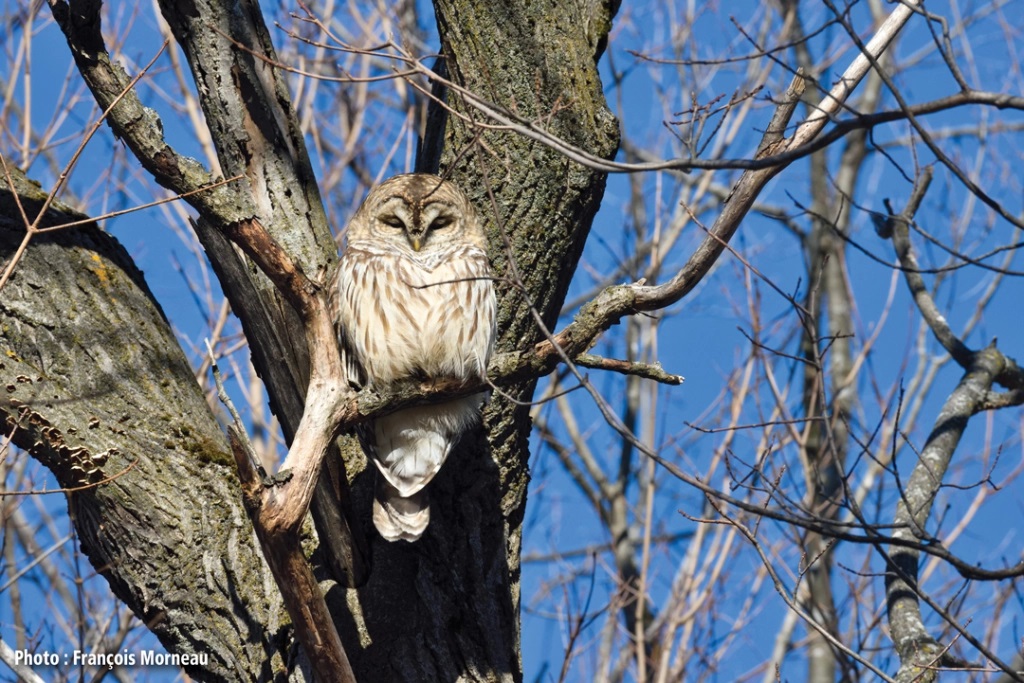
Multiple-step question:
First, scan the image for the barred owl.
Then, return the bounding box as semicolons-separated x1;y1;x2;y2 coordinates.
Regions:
331;173;496;542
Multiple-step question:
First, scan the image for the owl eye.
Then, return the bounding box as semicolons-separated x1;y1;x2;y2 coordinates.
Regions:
380;215;405;229
428;216;453;231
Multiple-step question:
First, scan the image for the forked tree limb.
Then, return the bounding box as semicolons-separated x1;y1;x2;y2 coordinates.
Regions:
215;370;356;683
879;164;1024;683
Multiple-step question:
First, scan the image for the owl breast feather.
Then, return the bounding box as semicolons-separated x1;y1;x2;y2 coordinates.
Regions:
338;241;495;388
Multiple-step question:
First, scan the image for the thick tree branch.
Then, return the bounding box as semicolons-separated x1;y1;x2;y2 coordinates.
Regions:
884;167;973;366
216;367;356;683
884;347;1005;682
0;170;290;681
882;168;1024;390
46;0;245;220
877;167;1024;682
150;0;368;598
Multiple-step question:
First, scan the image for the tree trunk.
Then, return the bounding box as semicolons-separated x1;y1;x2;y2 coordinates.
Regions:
332;1;620;680
0;170;294;681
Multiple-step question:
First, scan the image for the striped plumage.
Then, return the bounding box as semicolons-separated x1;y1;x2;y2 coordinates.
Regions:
331;174;496;542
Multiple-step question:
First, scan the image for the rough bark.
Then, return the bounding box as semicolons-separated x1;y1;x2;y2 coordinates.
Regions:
0;169;293;681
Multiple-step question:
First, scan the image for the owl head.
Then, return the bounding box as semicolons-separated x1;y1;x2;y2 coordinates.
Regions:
346;173;486;254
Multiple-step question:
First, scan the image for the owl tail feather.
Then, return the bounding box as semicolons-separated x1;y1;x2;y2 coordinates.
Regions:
373;476;430;542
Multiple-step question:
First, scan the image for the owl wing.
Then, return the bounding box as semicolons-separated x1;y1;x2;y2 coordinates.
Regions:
419;245;496;381
463;249;497;378
328;257;367;391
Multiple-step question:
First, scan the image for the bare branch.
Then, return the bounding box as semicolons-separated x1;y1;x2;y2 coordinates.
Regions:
574;353;684;385
881;166;1024;389
46;0;243;220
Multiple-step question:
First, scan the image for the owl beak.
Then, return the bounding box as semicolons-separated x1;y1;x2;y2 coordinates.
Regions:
409;234;424;251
